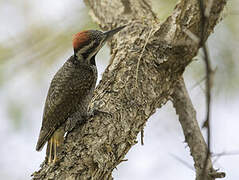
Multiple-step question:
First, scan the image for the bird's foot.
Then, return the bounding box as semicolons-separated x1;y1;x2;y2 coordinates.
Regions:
87;108;112;118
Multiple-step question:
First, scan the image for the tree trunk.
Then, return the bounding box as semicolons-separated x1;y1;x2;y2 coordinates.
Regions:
32;0;227;179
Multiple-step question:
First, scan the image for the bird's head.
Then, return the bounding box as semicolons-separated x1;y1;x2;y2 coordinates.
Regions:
73;25;126;64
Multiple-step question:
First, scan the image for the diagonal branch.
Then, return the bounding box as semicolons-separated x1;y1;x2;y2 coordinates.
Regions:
171;77;225;180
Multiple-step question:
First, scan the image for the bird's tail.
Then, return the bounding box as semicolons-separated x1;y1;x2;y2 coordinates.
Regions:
45;127;65;164
36;128;55;151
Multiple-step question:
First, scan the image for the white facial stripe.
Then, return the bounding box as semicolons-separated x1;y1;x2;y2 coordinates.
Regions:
76;40;106;63
86;41;105;62
78;41;94;55
76;41;95;61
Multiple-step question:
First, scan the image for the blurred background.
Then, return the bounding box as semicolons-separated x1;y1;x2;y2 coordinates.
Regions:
0;0;238;179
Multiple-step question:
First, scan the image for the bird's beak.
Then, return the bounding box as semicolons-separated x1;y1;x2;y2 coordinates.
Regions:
103;25;126;40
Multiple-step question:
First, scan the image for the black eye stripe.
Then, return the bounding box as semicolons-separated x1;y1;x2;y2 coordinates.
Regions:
81;41;99;59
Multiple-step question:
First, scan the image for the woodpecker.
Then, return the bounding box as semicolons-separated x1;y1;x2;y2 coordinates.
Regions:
36;26;125;164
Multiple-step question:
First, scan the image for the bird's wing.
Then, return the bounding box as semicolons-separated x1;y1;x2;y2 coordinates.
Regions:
36;58;96;151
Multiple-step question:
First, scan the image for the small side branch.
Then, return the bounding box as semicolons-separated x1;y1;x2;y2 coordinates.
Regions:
171;77;225;180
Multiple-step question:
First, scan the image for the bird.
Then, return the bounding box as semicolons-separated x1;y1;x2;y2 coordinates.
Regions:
35;25;125;164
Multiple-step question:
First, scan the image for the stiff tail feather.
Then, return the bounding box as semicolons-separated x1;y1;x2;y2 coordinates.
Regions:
36;128;55;151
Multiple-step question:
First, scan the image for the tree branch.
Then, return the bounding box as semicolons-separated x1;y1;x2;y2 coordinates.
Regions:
171;77;225;180
32;0;227;179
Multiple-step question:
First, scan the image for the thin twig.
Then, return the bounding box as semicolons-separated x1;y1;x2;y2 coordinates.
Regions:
212;150;239;163
140;129;144;145
191;76;206;90
169;153;194;171
212;150;239;157
190;67;217;91
198;0;213;179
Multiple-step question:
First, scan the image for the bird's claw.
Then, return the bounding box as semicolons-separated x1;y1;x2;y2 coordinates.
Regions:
87;109;112;118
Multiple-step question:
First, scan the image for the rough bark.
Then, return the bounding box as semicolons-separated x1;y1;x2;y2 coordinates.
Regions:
32;0;227;179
